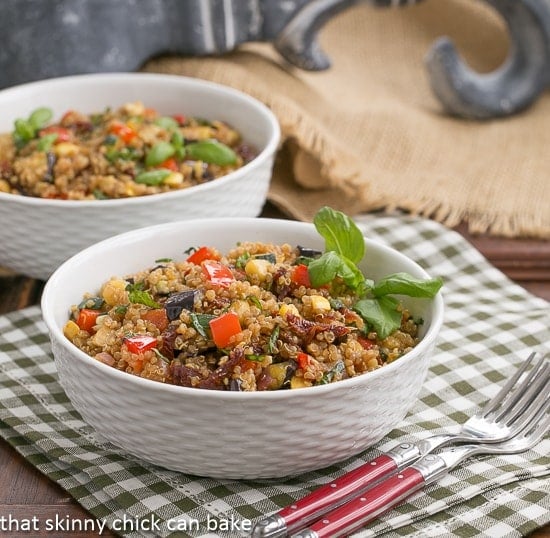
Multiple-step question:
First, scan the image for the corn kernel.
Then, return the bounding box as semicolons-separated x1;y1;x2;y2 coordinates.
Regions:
63;320;80;340
245;259;270;280
231;300;251;323
290;375;308;389
279;303;300;318
309;295;331;313
54;142;79;157
123;101;145;116
0;179;10;193
101;279;128;306
163;172;184;186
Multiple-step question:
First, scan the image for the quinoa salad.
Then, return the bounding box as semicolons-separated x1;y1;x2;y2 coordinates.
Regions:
0;102;256;199
64;208;442;391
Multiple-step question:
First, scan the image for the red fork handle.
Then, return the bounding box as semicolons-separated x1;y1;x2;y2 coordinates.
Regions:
297;467;425;538
279;455;398;531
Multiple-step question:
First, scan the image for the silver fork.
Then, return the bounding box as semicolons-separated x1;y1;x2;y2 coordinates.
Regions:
251;352;549;537
292;398;550;538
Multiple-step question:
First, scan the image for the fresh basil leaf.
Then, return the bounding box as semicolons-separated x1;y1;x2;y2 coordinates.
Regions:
14;119;35;142
128;290;162;309
135;169;172;186
186;139;237;165
190;313;216;338
154;116;179;130
373;272;443;298
145;141;176;167
37;133;58;151
307;251;366;292
338;255;367;293
28;107;53;130
354;296;402;339
313;206;364;263
307;251;341;287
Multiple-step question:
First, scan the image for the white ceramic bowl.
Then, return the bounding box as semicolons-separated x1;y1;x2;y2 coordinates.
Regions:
41;218;444;480
0;73;280;280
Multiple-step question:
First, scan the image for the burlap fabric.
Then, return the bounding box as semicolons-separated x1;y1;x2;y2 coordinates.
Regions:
142;0;550;239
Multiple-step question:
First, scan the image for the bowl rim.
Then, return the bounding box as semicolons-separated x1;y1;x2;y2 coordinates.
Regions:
0;72;280;207
41;217;444;401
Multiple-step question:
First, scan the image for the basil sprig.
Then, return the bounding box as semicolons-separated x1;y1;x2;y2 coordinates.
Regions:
308;206;443;339
12;107;53;148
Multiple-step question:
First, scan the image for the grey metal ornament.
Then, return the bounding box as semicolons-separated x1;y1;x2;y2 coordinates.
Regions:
425;0;550;119
1;0;549;119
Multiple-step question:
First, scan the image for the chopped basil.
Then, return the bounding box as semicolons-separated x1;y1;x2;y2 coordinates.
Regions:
320;360;345;384
245;354;265;362
268;325;280;353
246;294;262;309
126;281;161;308
128;289;162;309
78;296;105;310
190;313;216;338
155;257;173;263
153;348;170;363
254;253;276;263
236;252;251;269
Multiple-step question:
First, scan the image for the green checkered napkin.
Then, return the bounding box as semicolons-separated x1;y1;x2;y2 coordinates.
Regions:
0;215;548;538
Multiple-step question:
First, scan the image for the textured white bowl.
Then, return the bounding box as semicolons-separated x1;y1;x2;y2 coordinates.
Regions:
41;218;444;480
0;73;280;280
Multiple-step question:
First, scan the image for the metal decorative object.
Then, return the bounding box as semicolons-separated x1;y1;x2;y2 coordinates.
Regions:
425;0;550;119
2;0;549;119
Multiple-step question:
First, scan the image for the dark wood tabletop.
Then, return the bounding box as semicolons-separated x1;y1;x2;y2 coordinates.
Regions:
0;204;548;538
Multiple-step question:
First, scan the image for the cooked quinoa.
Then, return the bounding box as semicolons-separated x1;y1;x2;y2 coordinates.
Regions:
0;102;256;199
64;241;421;391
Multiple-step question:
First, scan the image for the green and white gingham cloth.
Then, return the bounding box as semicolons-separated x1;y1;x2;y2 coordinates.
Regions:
0;215;549;538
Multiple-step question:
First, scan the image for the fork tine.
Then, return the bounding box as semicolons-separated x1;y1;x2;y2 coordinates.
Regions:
502;375;550;433
480;352;537;416
486;352;544;416
514;402;550;446
494;361;549;425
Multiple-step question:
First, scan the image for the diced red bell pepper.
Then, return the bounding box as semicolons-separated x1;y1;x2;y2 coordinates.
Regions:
158;157;179;171
291;264;311;288
76;309;100;332
123;335;157;354
39;126;71;143
201;260;235;286
209;312;242;348
296;352;311;370
172;114;186;126
109;121;137;143
187;246;219;265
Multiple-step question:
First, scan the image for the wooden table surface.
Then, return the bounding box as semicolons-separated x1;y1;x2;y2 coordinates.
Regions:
0;205;548;538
